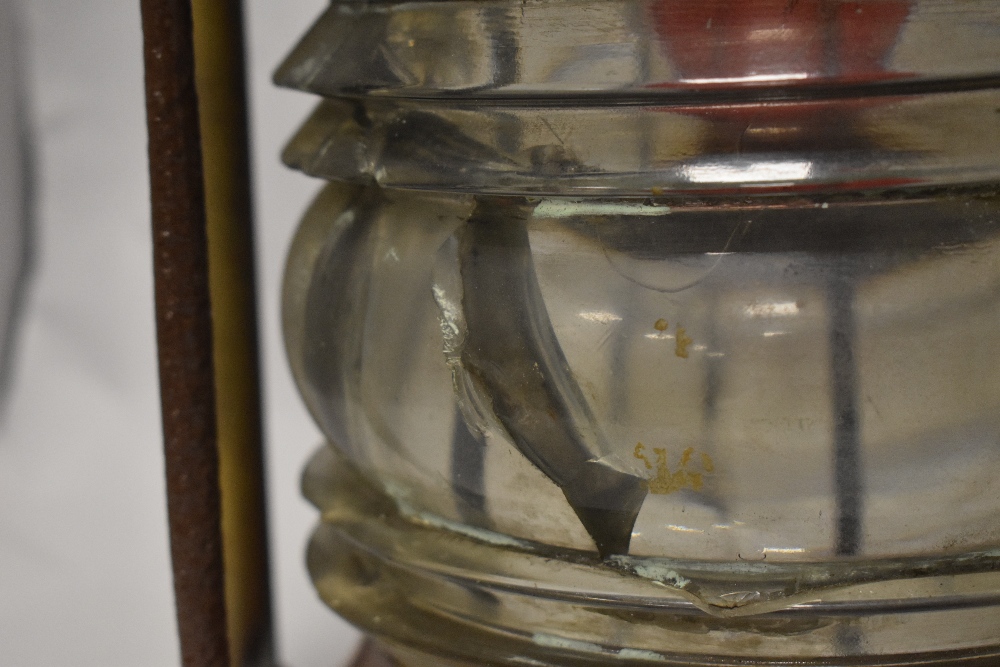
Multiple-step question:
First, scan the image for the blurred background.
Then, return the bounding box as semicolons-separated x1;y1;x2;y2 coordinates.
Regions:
0;0;361;664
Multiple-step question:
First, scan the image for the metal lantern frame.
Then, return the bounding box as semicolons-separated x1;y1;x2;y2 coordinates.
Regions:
142;1;283;664
139;2;1000;666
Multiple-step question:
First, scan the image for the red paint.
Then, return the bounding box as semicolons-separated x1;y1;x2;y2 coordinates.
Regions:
650;0;912;88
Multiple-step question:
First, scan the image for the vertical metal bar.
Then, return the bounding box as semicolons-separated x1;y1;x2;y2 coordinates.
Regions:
828;276;862;557
191;1;273;664
140;1;230;665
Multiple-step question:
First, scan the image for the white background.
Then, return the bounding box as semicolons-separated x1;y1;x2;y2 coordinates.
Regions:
0;1;362;664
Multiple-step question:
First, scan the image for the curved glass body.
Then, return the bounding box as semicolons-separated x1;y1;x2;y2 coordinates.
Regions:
279;2;1000;664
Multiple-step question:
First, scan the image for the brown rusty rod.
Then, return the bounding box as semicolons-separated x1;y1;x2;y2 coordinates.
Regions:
140;0;229;665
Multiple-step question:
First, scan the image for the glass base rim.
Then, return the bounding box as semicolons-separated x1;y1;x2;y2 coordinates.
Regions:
306;444;1000;666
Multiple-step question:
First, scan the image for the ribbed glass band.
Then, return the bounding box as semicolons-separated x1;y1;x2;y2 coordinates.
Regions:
276;0;1000;101
282;90;1000;195
305;444;1000;665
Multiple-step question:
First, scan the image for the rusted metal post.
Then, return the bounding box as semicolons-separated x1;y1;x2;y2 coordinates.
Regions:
141;0;229;664
141;0;272;665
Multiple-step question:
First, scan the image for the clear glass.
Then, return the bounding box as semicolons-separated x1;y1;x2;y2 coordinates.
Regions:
279;2;1000;664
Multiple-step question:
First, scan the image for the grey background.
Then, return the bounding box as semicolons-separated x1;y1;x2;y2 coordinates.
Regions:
0;1;361;664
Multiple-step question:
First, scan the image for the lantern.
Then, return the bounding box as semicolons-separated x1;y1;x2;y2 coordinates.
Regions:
277;1;1000;664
